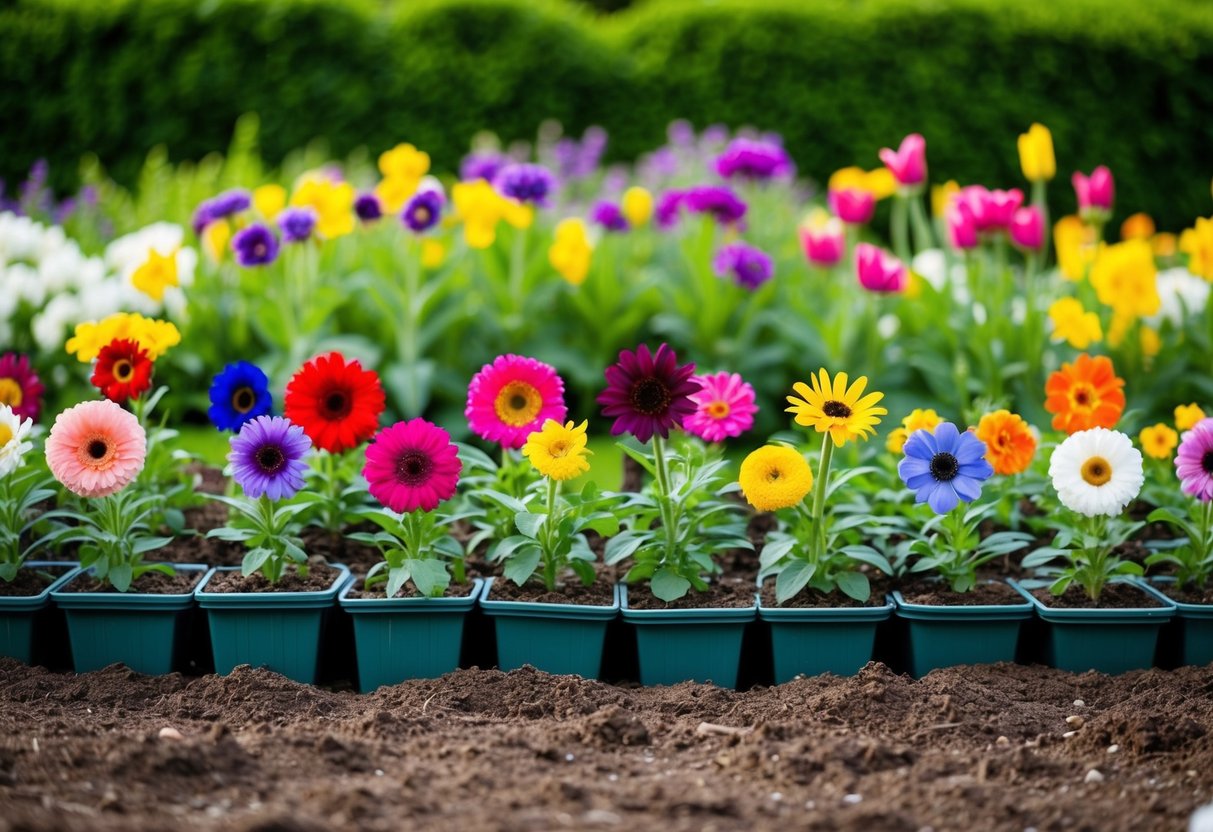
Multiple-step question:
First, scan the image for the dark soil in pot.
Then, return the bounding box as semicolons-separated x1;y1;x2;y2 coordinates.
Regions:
202;563;342;593
627;576;755;610
1156;584;1213;605
761;578;893;609
0;565;72;597
896;580;1022;606
60;570;202;595
344;579;478;600
2;660;1212;831
487;579;616;606
1030;583;1166;609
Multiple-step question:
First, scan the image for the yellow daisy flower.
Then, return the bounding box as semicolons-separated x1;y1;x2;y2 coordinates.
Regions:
522;419;591;482
738;446;813;512
786;369;887;447
130;247;179;302
1175;403;1206;432
1139;423;1178;460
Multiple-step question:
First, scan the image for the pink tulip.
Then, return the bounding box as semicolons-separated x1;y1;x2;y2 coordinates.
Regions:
983;189;1024;230
855;242;906;293
878;133;927;188
1009;206;1044;250
1072;166;1115;216
828;187;876;225
946;201;980;250
798;216;846;267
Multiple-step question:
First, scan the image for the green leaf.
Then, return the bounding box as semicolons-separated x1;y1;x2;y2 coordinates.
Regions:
758;538;797;569
775;561;814;604
108;562;133;593
491;535;536;563
651;568;691;602
835;571;871;602
569;558;596;586
0;562;19;582
132;536;174;554
616;443;656;477
241;548;271;577
604;530;649;565
410;558;450;597
515;511;546;539
503;546;541;586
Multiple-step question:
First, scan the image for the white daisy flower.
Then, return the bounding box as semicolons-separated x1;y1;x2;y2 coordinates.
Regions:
0;405;34;478
1049;427;1144;517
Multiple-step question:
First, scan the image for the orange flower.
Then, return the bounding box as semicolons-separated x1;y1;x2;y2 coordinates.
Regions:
975;410;1038;475
1044;354;1126;435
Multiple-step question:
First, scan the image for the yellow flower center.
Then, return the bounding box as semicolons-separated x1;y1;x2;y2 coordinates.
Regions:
0;424;12;447
0;378;23;408
231;386;256;415
1081;456;1113;487
494;381;543;427
547;440;569;459
706;400;731;419
113;360;134;383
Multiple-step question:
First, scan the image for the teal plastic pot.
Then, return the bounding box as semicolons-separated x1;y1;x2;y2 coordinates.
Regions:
760;590;893;682
51;564;209;675
0;562;80;664
479;578;619;679
339;578;481;691
196;564;351;684
620;585;755;688
892;582;1033;678
1009;579;1175;674
1139;578;1213;667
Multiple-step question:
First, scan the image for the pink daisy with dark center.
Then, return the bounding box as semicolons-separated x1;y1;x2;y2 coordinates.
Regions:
363;419;462;514
597;343;697;443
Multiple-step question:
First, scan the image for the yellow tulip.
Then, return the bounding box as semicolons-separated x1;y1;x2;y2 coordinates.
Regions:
1048;298;1103;349
931;180;960;219
1053;215;1099;281
1090;239;1160;319
622;186;654;227
549;218;593;285
1017;123;1055;182
201;219;231;264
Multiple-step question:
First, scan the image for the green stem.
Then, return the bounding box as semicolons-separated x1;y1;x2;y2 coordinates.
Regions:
324;451;342;532
908;192;934;254
891;196;910;263
651;434;678;568
1031;180;1051;266
808;439;835;566
543;477;559;591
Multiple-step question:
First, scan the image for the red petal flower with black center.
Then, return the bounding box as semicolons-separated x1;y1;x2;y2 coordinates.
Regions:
284;351;386;454
90;339;154;404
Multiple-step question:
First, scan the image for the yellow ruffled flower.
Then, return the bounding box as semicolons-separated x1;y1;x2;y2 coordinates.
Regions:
1017;123;1055;183
379;143;430;182
130;248;179;302
1120;213;1155;241
253;184;286;220
421;239;446;270
548;218;593;286
290;175;355;240
1175;403;1206;431
829;167;896;201
1054;215;1100;281
452;180;504;249
1106;309;1134;349
885;427;909;454
374;177;419;215
501;199;534;231
1179;216;1213;281
201;219;231;263
621;186;654;227
738;445;813;512
66;313;181;363
1048;298;1103;349
786;369;887;447
887;408;942;453
1139;423;1178;460
522;419;591;481
931;180;960;219
1089;239;1160;319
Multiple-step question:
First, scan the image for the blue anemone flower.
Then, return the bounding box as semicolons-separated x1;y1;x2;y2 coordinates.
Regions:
897;421;994;514
209;361;273;432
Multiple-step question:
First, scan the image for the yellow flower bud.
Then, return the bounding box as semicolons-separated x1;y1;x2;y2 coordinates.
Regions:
621;186;654;227
1017;123;1055;183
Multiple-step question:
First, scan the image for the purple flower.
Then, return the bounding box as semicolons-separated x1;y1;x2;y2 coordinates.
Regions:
898;422;994;514
493;163;557;206
354;192;382;222
597;343;698;444
232;223;280;267
713;243;774;290
1176;418;1213;501
460;151;508;183
667;120;696;147
714;137;794;181
277;208;316;244
228;415;311;501
590;200;628;233
655;190;685;229
683;185;747;225
402;189;443;233
192;189;251;235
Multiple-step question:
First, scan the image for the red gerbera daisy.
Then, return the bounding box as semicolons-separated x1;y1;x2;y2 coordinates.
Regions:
284;351;385;454
91;339;154;404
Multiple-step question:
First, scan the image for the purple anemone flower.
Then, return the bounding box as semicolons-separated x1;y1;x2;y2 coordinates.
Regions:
232;223;280;267
402;189;444;233
277;207;317;243
713;242;774;290
655;190;685;229
354;192;383;222
228;415;311;501
590;200;629;233
898;422;994;514
460;151;508;183
683;185;747;225
493;163;557;207
193;189;251;235
1176;418;1213;501
597;343;698;444
714;137;794;181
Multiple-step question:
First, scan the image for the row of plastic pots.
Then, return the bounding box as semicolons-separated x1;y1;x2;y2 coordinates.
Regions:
2;563;1210;690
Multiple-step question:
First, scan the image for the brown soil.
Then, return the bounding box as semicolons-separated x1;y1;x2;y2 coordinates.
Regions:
155;534;241;567
1158;584;1213;605
488;578;616;606
760;576;894;609
627;576;756;610
897;580;1024;607
0;566;71;597
203;564;342;594
1;660;1211;831
344;579;478;600
1030;583;1166;609
60;569;203;595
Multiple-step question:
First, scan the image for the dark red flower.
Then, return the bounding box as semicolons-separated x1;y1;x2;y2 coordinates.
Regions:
90;339;153;404
597;343;697;443
284;351;385;454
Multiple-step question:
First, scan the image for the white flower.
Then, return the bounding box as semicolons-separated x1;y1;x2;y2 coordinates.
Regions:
0;405;34;478
1049;428;1144;517
1151;267;1210;327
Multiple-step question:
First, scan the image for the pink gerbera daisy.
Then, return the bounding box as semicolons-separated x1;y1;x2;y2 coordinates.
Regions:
45;400;147;498
1175;418;1213;502
0;352;45;423
465;354;567;449
363;419;462;514
683;372;758;443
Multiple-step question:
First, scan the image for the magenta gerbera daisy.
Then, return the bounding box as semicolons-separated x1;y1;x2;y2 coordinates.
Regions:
0;353;45;423
465;355;567;450
1176;418;1213;502
363;419;462;514
597;343;698;443
683;372;758;443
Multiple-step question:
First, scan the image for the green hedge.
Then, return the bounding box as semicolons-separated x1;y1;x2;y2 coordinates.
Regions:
2;0;1212;228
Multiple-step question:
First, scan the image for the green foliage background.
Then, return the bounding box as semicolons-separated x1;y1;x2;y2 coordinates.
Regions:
2;0;1212;227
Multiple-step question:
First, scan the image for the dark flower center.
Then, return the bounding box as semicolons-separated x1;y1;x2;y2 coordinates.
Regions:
232;386;255;414
395;451;432;486
256;445;285;473
87;440;108;460
629;377;672;416
113;359;134;382
509;394;528;411
823;400;852;418
1203;451;1213;476
930;452;960;481
323;389;351;419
